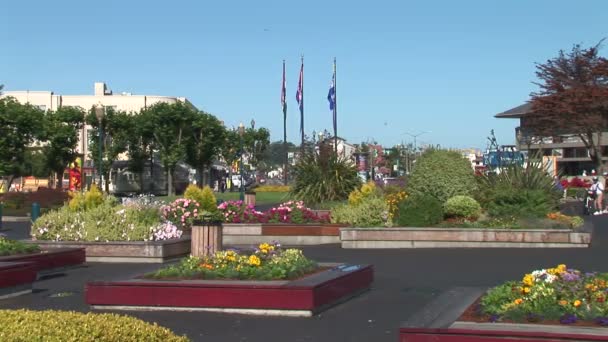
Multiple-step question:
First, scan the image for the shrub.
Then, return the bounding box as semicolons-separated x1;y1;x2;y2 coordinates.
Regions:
184;184;205;205
331;197;388;227
487;188;557;218
385;190;408;222
407;149;477;204
199;186;218;212
32;200;178;242
68;184;104;211
255;185;291;192
146;242;317;281
0;309;188;341
290;152;361;205
348;182;380;206
396;194;444;227
444;195;481;219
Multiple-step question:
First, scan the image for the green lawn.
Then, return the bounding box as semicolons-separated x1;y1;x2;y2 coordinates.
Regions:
156;191;293;206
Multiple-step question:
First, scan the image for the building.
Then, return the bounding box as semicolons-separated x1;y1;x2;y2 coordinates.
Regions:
1;82;195;166
321;137;357;159
495;102;608;175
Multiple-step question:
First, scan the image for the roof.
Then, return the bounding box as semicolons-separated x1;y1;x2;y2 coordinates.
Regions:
495;102;532;118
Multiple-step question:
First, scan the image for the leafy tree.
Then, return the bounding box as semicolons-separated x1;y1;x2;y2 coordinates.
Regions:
186;111;226;186
86;107;132;192
43;106;85;188
141;102;196;195
23;148;51;178
243;126;270;171
220;129;241;182
0;98;45;188
126;112;155;192
529;42;608;171
262;140;296;168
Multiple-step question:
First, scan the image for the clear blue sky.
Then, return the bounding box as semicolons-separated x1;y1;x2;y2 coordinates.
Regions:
2;0;606;150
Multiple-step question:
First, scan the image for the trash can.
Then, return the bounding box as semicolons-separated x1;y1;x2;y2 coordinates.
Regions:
244;191;256;207
191;219;223;258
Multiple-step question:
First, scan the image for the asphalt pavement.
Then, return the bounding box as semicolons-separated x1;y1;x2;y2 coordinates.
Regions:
0;214;607;342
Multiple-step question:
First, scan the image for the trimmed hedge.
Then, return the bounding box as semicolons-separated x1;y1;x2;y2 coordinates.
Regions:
0;310;189;341
407;149;477;204
444;195;481;219
396;194;444;227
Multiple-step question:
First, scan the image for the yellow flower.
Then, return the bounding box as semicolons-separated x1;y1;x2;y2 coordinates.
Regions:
573;300;582;307
248;255;261;267
514;298;523;305
522;274;534;287
521;286;531;294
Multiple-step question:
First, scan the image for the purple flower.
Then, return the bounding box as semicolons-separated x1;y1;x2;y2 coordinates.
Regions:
562;272;580;282
489;314;500;323
559;314;578;325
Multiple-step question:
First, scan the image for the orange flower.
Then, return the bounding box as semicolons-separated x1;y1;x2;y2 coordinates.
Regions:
558;300;568;306
514;298;524;305
200;263;214;270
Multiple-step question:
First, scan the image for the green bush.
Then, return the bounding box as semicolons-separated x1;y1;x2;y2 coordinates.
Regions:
291;151;361;205
396;194;444;227
331;197;388;227
407;149;477;204
444;195;481;219
0;309;188;341
487;188;557;218
200;185;218;212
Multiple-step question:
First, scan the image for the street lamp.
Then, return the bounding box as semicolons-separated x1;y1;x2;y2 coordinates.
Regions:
238;122;245;201
403;131;431;155
95;103;105;188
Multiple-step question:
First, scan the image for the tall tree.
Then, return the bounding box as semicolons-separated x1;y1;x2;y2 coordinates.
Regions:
243;126;270;171
86;107;132;192
529;42;608;170
220;129;241;185
43;106;85;188
262;141;297;168
186;111;226;187
126;112;155;193
0;98;45;188
141;102;196;196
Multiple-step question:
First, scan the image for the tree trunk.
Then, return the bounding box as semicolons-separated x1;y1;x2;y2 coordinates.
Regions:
167;167;174;196
5;175;15;192
56;171;64;190
197;166;204;187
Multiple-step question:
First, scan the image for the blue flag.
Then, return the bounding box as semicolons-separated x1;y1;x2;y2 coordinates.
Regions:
327;73;336;111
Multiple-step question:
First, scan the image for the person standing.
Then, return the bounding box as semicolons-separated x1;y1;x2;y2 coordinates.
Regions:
591;176;605;215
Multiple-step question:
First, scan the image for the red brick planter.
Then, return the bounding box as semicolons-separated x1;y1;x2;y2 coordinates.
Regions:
399;287;608;342
0;262;36;299
86;263;373;317
0;248;85;275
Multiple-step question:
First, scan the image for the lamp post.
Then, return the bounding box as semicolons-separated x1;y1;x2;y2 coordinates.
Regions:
238;122;245;201
95;103;105;188
403;131;431;157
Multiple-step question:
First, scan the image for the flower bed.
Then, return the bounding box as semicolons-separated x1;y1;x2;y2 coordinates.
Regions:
471;264;608;326
217;200;330;224
146;242;317;281
0;235;40;256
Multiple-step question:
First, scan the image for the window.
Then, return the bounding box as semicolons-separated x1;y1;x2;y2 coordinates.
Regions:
37;105;47;111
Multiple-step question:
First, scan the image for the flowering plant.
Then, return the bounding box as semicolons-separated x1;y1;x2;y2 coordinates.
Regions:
217;200;265;223
480;264;608;325
265;201;330;224
146;241;318;280
161;198;201;230
385;191;407;221
546;212;584;229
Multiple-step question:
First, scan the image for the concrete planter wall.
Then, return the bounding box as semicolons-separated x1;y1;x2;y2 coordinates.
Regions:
31;237;191;263
341;227;591;248
223;223;344;245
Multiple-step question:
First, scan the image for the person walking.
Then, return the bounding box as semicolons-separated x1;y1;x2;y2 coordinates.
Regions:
590;176;605;215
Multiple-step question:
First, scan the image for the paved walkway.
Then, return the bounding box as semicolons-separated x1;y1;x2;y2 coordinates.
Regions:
0;216;607;342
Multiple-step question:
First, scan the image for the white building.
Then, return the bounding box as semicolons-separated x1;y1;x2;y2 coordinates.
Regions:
1;82;195;166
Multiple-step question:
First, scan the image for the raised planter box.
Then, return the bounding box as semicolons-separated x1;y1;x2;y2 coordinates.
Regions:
0;262;36;299
341;228;591;248
86;263;373;317
0;248;85;275
399;287;608;342
29;237;191;263
223;223;345;245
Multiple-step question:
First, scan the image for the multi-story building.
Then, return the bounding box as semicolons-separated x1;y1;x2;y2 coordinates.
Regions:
1;82;195;167
495;102;608;175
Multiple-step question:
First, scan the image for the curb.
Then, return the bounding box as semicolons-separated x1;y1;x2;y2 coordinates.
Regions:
1;216;31;222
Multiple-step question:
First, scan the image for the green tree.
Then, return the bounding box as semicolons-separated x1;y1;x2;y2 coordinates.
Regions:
0;98;45;188
243;126;270;171
43;106;85;188
262;140;297;168
23;148;51;178
220;129;241;184
126;112;155;192
141;102;196;196
86;107;132;192
186;111;226;186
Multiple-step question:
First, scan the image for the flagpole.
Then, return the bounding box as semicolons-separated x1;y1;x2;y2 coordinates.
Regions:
282;60;288;185
333;57;338;157
300;55;305;155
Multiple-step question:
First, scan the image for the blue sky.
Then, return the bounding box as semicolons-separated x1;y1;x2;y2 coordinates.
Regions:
1;0;606;149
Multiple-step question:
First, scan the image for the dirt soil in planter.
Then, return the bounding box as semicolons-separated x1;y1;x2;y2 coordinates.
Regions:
458;297;608;328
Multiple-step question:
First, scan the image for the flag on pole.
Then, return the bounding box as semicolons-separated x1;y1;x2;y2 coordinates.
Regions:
281;60;287;116
296;58;304;138
327;67;336;111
